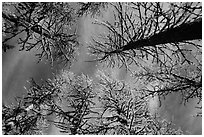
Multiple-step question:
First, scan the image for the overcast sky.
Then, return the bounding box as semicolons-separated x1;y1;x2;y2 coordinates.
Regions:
2;3;202;135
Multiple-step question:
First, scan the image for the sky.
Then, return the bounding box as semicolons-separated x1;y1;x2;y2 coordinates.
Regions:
2;2;202;135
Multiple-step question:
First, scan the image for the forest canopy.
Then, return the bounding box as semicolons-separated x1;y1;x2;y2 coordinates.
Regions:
2;2;202;135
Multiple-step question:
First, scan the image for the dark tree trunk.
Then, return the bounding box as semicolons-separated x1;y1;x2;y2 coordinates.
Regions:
122;19;202;51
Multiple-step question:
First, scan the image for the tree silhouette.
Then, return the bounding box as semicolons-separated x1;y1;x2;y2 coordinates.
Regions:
90;2;201;67
89;2;202;109
2;2;79;66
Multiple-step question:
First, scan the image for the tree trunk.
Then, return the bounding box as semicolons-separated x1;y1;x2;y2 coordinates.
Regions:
122;18;202;51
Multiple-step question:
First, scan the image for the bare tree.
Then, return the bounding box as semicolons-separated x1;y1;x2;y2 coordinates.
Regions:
2;2;79;66
89;2;202;112
90;2;201;68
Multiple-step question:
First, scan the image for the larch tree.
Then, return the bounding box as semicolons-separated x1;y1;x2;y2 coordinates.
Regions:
89;2;202;111
90;2;201;67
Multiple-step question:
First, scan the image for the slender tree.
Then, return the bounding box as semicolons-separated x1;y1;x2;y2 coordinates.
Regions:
90;2;201;68
89;2;202;109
